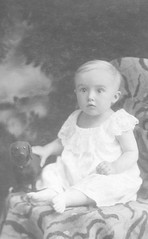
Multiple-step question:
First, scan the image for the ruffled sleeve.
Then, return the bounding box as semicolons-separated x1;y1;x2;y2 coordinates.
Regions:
58;110;79;146
109;109;139;136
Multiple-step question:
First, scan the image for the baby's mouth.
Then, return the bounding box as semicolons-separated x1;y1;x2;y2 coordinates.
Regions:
87;104;96;108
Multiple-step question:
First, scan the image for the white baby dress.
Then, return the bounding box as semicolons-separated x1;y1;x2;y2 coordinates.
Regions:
38;109;142;207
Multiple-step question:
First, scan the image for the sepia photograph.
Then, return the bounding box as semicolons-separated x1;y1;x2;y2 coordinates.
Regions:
0;0;148;238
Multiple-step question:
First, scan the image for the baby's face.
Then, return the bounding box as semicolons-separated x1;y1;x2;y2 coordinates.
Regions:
75;69;120;116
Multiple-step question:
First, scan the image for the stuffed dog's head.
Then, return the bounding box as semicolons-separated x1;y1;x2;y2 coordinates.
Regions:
10;141;32;169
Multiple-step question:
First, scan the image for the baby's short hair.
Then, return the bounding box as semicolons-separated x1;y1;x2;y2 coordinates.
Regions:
75;60;122;89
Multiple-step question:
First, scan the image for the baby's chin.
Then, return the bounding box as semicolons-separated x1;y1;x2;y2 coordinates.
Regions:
83;110;101;117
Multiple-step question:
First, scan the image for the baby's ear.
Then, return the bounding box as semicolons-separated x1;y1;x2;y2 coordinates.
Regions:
113;91;121;103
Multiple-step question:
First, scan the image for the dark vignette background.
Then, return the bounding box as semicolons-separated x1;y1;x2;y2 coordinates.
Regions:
0;0;148;213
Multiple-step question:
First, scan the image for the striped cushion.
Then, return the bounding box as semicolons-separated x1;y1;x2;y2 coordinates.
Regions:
111;57;148;199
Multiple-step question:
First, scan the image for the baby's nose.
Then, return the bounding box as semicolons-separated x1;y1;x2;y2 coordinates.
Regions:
88;91;95;101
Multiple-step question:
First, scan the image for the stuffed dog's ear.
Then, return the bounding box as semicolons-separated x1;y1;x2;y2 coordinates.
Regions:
10;142;15;152
10;143;18;157
27;143;33;159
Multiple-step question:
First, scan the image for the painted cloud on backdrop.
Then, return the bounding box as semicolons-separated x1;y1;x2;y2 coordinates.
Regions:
0;20;53;139
0;63;52;103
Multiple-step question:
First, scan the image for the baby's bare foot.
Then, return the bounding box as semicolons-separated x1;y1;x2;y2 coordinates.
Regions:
27;189;56;205
52;193;66;213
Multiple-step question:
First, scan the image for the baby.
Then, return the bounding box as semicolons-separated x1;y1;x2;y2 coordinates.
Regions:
27;60;142;213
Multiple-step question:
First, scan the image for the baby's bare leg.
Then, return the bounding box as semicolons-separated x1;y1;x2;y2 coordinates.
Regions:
52;188;95;213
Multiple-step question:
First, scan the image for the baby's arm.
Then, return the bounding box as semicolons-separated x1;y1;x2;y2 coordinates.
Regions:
97;130;138;175
112;130;138;173
32;138;64;167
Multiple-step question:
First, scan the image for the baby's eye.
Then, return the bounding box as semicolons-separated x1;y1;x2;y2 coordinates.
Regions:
80;88;87;92
97;88;104;93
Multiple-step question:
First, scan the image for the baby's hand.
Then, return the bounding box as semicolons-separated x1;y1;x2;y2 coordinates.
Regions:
32;146;48;167
96;161;116;175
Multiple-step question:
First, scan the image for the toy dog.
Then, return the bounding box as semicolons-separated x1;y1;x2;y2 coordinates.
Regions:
10;141;42;192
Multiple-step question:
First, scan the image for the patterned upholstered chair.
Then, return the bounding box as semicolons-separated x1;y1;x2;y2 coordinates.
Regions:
1;57;148;239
